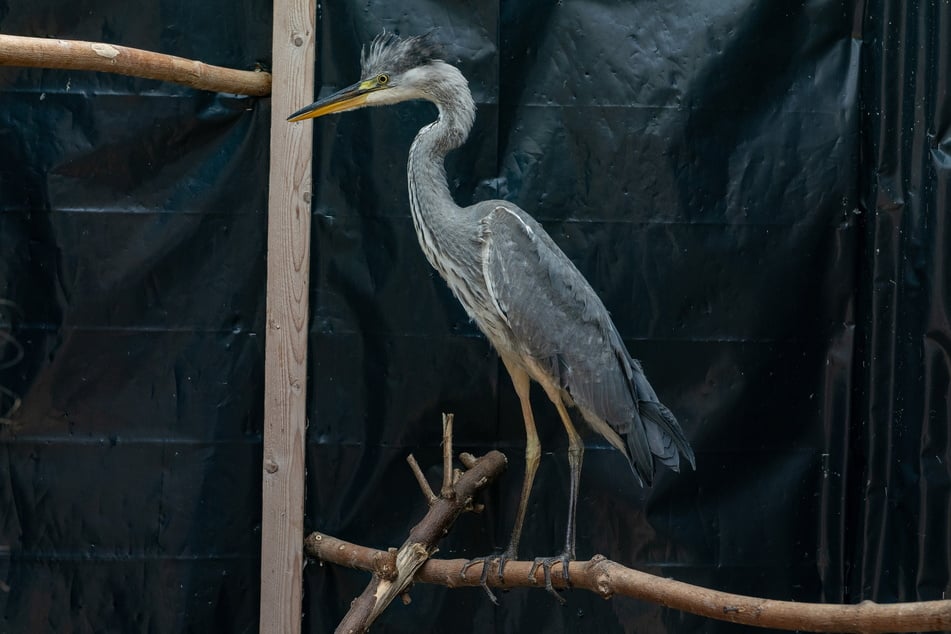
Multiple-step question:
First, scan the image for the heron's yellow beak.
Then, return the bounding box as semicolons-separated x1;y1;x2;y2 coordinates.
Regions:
287;79;384;122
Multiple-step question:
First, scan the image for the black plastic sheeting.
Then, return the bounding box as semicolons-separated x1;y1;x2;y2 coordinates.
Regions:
1;1;949;632
0;1;272;632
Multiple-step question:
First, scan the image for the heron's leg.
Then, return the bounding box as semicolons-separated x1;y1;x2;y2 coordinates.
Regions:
500;357;540;562
552;396;583;562
528;385;583;601
461;356;540;602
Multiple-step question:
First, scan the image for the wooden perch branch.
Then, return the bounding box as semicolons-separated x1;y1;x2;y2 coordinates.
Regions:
306;533;951;633
305;416;951;633
327;437;507;633
0;34;271;95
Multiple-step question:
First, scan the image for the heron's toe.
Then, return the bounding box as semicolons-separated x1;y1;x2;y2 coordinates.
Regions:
528;552;572;604
461;550;514;605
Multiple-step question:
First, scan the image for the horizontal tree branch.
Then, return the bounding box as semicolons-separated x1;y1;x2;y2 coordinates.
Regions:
306;531;951;633
0;34;271;95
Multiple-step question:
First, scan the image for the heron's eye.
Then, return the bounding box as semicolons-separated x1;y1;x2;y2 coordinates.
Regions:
377;73;389;85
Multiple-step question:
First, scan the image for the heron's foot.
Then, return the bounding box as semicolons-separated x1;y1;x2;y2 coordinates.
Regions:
461;549;516;605
528;552;572;604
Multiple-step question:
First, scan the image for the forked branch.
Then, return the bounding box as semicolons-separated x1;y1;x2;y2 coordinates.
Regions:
327;416;507;633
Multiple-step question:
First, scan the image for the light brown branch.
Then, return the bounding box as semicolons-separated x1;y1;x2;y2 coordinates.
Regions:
405;454;438;505
440;413;454;499
332;449;507;633
306;534;951;633
458;452;478;469
0;34;271;96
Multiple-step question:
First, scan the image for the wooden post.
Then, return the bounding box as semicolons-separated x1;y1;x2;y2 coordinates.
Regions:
260;0;315;632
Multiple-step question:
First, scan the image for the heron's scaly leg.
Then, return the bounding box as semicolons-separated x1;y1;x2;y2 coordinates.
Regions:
500;356;540;561
528;384;583;602
553;396;583;561
461;355;540;602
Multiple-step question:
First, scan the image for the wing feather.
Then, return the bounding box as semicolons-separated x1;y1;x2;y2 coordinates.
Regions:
480;204;694;484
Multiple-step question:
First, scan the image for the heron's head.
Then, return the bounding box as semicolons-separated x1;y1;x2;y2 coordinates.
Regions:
288;32;470;123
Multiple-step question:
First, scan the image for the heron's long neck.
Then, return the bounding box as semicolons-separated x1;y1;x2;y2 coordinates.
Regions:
406;82;476;270
407;98;472;218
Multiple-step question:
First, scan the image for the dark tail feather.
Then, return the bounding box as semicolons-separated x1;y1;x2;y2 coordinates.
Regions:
625;359;696;485
639;400;696;471
626;408;656;486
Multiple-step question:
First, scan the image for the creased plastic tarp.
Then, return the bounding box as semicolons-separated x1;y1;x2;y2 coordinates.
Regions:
0;0;949;633
0;1;272;632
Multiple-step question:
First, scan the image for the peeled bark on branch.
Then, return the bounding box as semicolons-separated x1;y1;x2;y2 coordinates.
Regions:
331;415;507;634
0;34;271;95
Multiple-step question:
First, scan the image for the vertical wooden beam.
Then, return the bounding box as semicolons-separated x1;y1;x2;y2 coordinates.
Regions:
260;0;315;632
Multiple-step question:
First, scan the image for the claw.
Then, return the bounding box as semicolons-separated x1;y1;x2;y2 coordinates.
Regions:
462;551;513;605
528;553;571;604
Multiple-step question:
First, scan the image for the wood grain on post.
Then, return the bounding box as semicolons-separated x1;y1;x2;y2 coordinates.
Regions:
260;0;315;633
0;34;271;95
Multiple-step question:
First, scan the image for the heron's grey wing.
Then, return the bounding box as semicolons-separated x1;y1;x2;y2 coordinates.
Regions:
480;205;694;485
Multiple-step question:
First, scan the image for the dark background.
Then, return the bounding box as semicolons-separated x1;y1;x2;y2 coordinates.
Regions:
1;1;948;632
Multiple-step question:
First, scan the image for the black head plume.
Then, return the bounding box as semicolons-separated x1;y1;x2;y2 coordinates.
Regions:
360;31;443;78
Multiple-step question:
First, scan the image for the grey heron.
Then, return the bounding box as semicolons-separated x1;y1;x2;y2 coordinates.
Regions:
289;32;695;600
